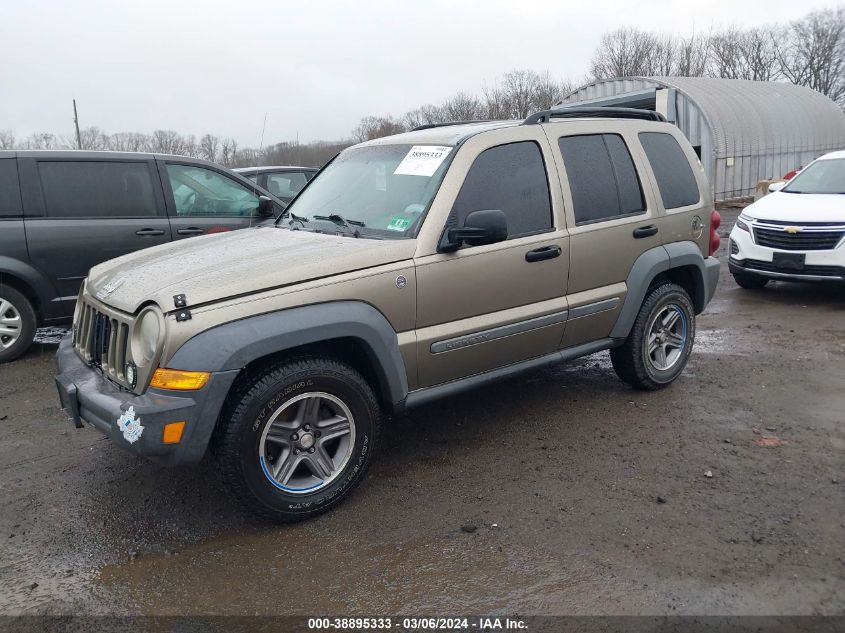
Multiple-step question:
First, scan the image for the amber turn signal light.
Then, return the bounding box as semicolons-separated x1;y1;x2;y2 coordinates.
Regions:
162;421;186;444
150;368;210;390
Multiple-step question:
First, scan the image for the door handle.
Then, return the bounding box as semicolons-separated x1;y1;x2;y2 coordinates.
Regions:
633;225;658;239
525;245;562;263
135;228;165;236
177;227;205;236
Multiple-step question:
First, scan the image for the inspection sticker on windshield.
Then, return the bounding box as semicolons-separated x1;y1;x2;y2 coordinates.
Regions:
394;146;452;177
386;216;412;232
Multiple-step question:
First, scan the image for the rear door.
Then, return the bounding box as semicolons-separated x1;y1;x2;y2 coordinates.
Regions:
158;160;270;239
20;156;170;317
549;125;662;348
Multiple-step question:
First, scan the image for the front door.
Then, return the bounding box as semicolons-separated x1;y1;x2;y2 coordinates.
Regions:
160;161;269;239
414;135;570;388
21;157;171;317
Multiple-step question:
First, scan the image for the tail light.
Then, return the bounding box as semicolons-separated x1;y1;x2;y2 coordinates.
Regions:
709;210;721;256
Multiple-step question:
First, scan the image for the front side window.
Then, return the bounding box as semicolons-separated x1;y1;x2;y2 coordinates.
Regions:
639;132;700;209
284;144;453;238
266;171;309;202
451;141;553;239
558;134;646;225
39;161;158;218
166;164;260;217
782;158;845;195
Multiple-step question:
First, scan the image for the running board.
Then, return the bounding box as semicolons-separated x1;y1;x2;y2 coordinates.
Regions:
402;338;617;411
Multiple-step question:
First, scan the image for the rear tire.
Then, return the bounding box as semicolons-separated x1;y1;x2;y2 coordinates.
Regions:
732;273;768;290
611;283;695;391
213;357;382;522
0;286;36;363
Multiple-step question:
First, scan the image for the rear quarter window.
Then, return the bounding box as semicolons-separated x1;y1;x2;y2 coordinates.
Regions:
0;159;22;217
639;132;701;209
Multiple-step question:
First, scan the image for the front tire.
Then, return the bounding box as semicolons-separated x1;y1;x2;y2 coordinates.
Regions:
732;273;768;290
611;283;695;391
214;358;381;521
0;286;36;363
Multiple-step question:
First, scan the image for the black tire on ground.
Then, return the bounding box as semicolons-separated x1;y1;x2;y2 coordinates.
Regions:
0;285;37;363
610;282;696;391
213;357;382;522
732;273;768;290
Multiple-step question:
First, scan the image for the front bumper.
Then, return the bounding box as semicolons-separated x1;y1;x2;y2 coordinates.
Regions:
728;225;845;283
55;336;239;465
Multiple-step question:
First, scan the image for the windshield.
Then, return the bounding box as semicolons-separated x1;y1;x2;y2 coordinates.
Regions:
280;144;454;238
782;158;845;194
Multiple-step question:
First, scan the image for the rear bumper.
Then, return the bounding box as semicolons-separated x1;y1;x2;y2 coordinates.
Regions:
703;256;720;307
55;336;239;465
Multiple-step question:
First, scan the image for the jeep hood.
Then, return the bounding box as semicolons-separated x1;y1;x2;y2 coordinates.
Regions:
86;227;416;314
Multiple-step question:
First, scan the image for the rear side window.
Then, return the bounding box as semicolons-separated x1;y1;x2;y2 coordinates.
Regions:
38;161;158;218
0;159;22;217
267;171;309;201
639;132;700;209
451;141;552;238
558;134;645;224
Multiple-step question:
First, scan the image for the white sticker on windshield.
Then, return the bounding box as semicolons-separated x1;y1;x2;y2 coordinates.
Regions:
394;146;452;177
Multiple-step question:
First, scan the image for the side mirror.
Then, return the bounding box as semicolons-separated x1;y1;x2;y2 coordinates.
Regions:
442;209;508;251
257;195;275;217
768;181;785;193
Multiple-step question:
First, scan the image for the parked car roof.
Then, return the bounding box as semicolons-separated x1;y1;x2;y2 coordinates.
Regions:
234;166;317;173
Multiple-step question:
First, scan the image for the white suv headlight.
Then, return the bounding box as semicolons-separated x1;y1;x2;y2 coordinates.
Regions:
130;308;162;366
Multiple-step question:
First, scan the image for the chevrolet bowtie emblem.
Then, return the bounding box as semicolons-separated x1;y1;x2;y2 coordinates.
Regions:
785;226;802;234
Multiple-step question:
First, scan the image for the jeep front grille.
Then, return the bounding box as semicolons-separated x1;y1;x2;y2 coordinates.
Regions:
73;298;132;387
753;223;845;251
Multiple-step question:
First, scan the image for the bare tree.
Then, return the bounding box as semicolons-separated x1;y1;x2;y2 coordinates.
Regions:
441;92;485;121
710;27;778;80
675;33;711;77
200;134;220;162
590;27;660;79
0;130;15;149
352;115;405;142
775;8;845;104
220;137;238;166
25;133;58;149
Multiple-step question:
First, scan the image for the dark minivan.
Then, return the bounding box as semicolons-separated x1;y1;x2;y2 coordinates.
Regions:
0;150;284;362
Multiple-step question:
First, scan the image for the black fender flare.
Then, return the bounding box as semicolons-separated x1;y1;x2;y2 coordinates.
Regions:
610;242;710;340
167;301;409;407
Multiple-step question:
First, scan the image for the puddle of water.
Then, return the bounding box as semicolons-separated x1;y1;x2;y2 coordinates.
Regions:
98;528;591;615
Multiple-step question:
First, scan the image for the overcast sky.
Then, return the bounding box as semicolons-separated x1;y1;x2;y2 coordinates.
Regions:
1;0;841;146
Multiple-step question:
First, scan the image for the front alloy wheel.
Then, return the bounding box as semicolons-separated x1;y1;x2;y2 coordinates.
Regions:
258;392;356;494
215;358;381;521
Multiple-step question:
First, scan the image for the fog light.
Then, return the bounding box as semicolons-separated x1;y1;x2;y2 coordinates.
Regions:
125;361;137;388
150;368;210;390
162;421;186;444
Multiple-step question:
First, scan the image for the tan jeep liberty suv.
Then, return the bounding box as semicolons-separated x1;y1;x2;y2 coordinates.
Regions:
56;107;721;520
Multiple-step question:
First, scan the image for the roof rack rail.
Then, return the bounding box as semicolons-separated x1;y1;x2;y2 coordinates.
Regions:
411;120;492;131
523;107;666;125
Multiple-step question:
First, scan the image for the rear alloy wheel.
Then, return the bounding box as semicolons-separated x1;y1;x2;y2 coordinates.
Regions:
215;358;381;521
0;286;36;363
611;283;695;390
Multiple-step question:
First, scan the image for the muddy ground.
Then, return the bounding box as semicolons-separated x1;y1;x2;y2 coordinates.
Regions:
1;209;843;616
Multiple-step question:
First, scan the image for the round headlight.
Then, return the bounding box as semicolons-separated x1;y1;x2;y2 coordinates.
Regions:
130;309;161;365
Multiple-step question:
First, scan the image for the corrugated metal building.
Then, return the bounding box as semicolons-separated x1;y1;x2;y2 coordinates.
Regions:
560;77;845;201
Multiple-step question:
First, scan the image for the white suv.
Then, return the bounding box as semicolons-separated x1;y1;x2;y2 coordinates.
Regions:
729;151;845;289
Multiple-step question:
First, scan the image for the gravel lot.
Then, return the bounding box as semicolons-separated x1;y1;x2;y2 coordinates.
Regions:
1;209;843;616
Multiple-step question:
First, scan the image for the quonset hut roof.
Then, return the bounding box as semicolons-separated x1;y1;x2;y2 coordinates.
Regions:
561;76;845;160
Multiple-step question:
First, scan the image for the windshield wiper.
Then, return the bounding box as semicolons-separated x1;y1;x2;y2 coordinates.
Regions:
313;213;366;227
